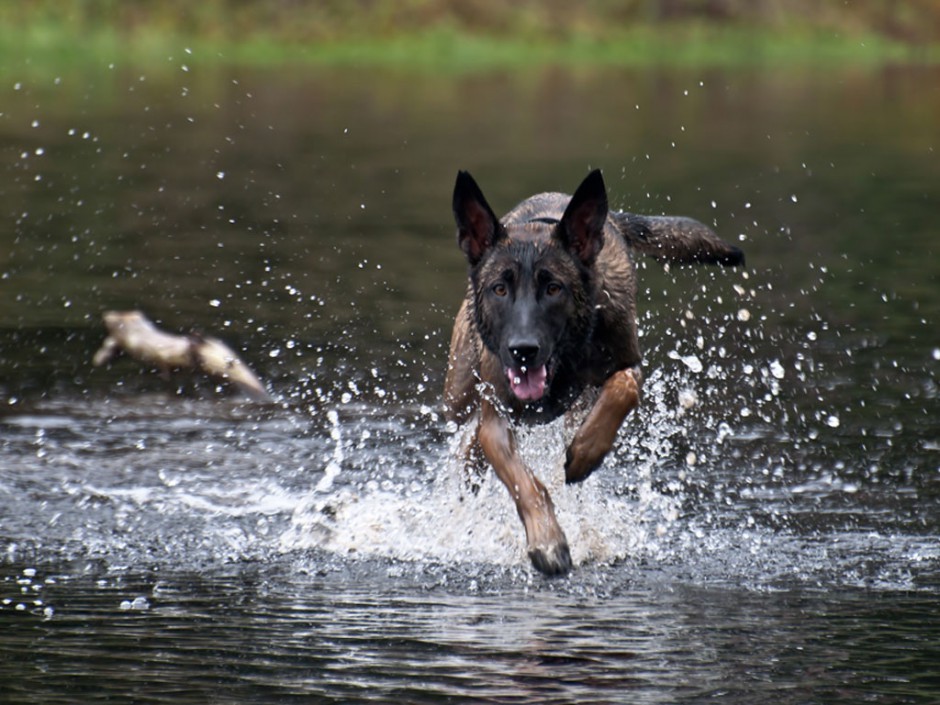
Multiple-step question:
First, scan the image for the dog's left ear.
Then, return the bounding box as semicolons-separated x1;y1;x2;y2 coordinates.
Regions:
453;171;505;267
557;169;608;265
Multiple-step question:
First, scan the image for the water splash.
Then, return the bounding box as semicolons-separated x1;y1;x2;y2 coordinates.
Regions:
278;379;690;572
2;312;934;591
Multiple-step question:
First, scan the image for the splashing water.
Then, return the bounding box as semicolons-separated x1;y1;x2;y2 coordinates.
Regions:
275;355;749;576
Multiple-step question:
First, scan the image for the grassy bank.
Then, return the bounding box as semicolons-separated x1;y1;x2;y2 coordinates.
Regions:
2;6;939;74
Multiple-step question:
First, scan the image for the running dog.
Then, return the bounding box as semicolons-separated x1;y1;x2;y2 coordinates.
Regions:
443;169;743;575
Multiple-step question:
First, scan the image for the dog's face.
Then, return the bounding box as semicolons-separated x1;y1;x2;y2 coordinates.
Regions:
453;170;608;403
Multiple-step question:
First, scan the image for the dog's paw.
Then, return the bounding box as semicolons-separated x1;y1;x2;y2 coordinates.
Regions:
528;541;572;577
564;444;604;484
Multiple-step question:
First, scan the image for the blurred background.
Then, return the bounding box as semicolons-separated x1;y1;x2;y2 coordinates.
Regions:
1;0;937;395
3;0;940;45
1;3;938;704
1;0;939;68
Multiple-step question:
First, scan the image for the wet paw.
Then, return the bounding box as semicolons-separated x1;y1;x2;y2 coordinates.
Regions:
528;541;572;577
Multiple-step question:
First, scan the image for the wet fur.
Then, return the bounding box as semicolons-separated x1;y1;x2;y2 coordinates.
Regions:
443;170;743;576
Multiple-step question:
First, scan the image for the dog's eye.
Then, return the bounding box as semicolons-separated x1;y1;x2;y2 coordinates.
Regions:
492;282;508;297
545;282;564;297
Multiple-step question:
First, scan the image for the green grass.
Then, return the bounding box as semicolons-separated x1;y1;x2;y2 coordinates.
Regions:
3;21;939;76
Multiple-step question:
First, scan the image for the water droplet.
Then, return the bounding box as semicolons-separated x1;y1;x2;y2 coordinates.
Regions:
681;355;703;374
120;596;150;611
826;415;840;428
769;360;785;379
737;308;751;322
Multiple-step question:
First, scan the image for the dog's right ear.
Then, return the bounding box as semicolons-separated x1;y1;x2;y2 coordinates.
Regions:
453;171;504;266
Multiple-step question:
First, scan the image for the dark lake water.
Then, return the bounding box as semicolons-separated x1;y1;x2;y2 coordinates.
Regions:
1;56;938;703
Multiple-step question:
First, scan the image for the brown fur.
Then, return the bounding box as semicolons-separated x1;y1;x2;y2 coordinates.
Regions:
443;170;743;576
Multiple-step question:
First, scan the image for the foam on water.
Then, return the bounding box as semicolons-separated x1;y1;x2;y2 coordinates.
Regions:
277;373;691;573
277;421;671;570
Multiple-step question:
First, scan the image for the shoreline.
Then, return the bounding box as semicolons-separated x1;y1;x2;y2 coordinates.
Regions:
4;23;939;75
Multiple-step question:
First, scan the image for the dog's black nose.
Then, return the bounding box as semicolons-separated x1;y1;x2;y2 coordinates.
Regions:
509;341;540;366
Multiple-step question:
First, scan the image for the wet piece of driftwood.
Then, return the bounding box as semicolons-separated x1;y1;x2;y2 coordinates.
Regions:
92;310;273;402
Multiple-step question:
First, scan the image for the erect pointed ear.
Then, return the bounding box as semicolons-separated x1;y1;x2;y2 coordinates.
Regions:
556;169;608;265
453;171;505;266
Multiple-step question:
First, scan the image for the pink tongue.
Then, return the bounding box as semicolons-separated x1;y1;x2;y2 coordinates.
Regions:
506;365;547;401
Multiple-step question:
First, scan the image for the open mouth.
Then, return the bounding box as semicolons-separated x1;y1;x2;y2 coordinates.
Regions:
505;364;548;402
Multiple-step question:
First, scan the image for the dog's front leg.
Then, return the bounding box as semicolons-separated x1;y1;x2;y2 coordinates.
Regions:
565;366;642;484
477;400;572;576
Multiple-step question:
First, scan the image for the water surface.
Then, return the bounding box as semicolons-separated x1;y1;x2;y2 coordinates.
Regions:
1;60;938;703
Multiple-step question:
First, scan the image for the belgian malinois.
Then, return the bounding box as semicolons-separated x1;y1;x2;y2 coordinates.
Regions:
444;169;744;576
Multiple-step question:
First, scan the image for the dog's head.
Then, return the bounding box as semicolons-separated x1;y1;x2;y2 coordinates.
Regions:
453;170;608;403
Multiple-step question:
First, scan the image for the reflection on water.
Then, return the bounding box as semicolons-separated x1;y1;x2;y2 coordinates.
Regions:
1;60;938;703
3;566;939;704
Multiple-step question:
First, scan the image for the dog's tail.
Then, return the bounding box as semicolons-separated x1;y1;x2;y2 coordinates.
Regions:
612;211;745;267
